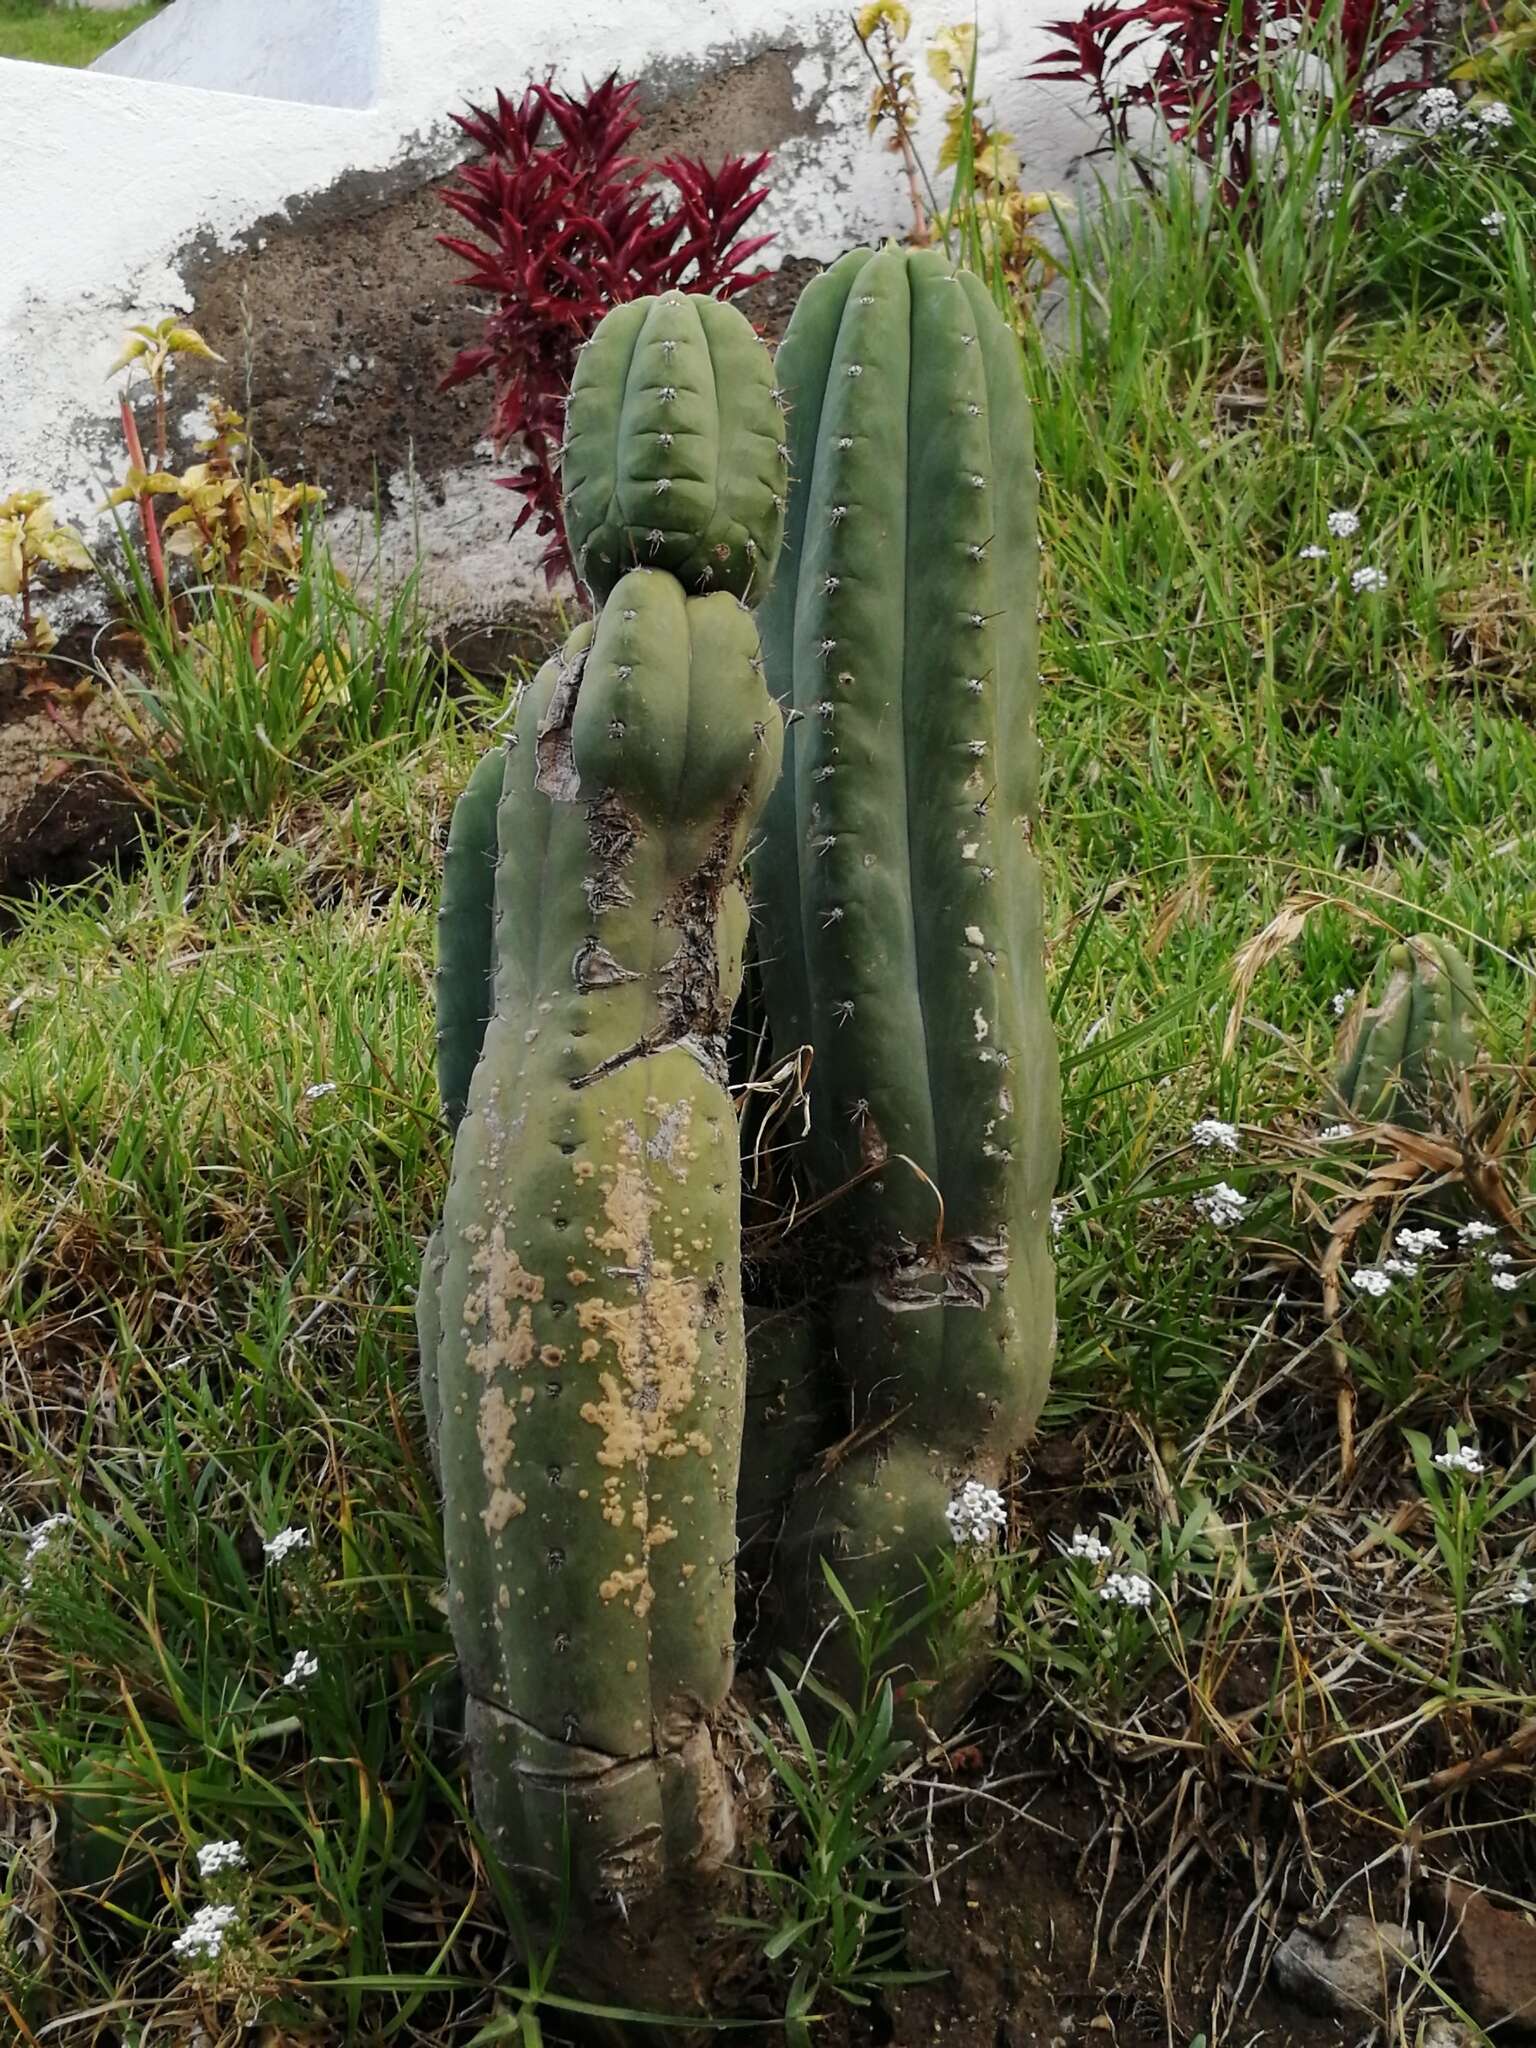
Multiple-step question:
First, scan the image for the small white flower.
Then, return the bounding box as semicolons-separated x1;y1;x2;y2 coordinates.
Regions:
304;1081;337;1100
172;1901;240;1965
1459;1220;1500;1245
1510;1570;1533;1607
1434;1442;1485;1476
1396;1227;1444;1258
945;1479;1008;1547
283;1648;320;1690
1488;1251;1514;1268
1194;1182;1249;1229
1492;1270;1520;1292
1068;1528;1112;1565
1327;508;1361;538
1420;86;1462;135
1482;208;1507;232
1351;565;1389;593
1331;987;1357;1016
1190;1118;1240;1154
1364;128;1410;166
1475;99;1513;130
1389;189;1407;215
1351;1266;1394;1298
1100;1571;1155;1609
20;1513;72;1590
1298;543;1329;560
1319;1122;1355;1141
1382;1256;1420;1279
263;1526;310;1567
196;1840;246;1879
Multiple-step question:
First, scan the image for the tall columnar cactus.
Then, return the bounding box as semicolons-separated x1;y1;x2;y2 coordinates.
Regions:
418;290;785;1982
1333;933;1481;1128
750;244;1060;1712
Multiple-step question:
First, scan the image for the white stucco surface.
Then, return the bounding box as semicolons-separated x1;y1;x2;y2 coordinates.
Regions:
0;0;1093;615
93;0;380;107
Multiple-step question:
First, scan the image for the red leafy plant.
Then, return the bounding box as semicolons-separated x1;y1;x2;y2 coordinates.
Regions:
439;75;774;587
1032;0;1434;208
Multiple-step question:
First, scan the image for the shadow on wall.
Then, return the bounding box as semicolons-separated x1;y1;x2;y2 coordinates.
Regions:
91;0;380;107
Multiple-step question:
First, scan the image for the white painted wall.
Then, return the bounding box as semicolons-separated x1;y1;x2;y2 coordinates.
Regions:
94;0;379;108
0;0;1095;618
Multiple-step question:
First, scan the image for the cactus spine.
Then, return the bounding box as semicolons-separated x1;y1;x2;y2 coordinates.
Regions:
420;292;785;1972
1333;934;1480;1127
751;245;1060;1711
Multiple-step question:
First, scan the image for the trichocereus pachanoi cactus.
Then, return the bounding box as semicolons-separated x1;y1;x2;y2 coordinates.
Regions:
1332;933;1482;1130
747;243;1061;1722
417;289;785;1994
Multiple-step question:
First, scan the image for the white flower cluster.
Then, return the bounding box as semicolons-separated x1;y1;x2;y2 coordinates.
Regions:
304;1081;337;1101
1510;1570;1532;1607
283;1648;320;1690
263;1526;310;1567
945;1480;1008;1547
1396;1227;1444;1258
1068;1527;1112;1565
1434;1441;1485;1477
1319;1122;1355;1141
1419;86;1464;136
1482;208;1507;233
1459;1219;1499;1245
196;1840;246;1879
172;1902;240;1965
1363;127;1411;166
1327;508;1361;538
1100;1571;1155;1609
1331;988;1357;1017
1194;1182;1249;1229
20;1513;72;1590
1190;1118;1240;1154
1051;1199;1071;1244
1351;565;1390;593
1351;1266;1394;1298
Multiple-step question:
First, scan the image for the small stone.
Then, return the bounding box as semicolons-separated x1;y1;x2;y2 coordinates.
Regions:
1272;1915;1418;2016
1436;1880;1536;2030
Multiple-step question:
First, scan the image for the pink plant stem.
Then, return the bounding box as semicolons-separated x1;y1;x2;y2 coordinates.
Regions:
119;396;168;605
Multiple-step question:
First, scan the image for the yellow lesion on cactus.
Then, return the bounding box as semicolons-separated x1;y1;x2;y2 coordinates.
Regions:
598;1561;653;1617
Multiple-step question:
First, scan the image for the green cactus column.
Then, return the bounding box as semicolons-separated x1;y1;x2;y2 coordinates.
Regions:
1333;933;1481;1129
421;290;786;1988
752;245;1060;1715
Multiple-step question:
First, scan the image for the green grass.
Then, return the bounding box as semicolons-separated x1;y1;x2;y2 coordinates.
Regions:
4;45;1536;2048
0;0;164;68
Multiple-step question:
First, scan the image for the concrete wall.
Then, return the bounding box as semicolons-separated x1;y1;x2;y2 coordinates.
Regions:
0;0;1095;635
